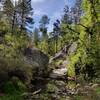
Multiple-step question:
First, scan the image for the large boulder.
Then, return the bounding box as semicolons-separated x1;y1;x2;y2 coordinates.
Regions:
24;47;50;90
24;48;49;77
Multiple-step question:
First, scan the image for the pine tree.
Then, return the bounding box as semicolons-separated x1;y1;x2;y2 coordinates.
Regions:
17;0;33;33
39;15;49;53
33;28;39;47
3;0;14;26
52;19;60;53
70;0;82;24
80;0;100;80
61;5;70;24
3;0;18;33
39;15;49;40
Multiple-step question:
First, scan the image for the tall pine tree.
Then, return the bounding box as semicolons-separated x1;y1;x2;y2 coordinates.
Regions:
17;0;33;33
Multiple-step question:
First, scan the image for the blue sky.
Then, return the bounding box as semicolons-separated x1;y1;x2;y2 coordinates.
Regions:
2;0;75;32
32;0;75;32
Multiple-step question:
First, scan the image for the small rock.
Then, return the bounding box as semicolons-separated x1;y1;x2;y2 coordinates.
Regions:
50;68;67;79
55;81;66;86
68;42;77;55
77;87;84;93
76;83;81;88
0;93;5;96
65;96;71;99
51;94;60;100
89;83;93;86
84;85;92;90
92;84;99;88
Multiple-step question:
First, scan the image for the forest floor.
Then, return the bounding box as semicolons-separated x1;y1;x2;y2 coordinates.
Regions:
24;80;100;100
0;78;100;100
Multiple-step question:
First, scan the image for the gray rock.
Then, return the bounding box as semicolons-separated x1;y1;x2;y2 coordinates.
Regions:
55;81;66;86
68;42;78;55
50;68;67;79
24;48;49;77
63;60;70;67
24;48;49;68
91;84;99;88
49;44;71;63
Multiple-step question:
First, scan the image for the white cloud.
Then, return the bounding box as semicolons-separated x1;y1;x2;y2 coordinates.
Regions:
11;0;19;6
51;11;62;21
32;0;46;3
34;9;46;16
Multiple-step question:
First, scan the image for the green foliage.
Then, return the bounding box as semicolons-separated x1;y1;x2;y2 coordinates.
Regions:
67;0;100;81
0;80;26;100
0;27;33;89
39;93;51;100
79;0;100;80
46;82;59;93
0;94;24;100
68;51;81;77
95;87;100;95
2;80;26;94
33;28;39;47
40;39;49;54
3;0;14;23
0;21;9;33
0;33;29;58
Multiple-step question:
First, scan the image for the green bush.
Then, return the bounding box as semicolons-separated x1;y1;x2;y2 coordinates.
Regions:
0;80;26;100
0;94;24;100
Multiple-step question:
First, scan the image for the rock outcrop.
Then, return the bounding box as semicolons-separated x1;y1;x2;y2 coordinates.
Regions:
49;42;78;80
49;44;71;63
24;47;50;90
24;47;49;77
